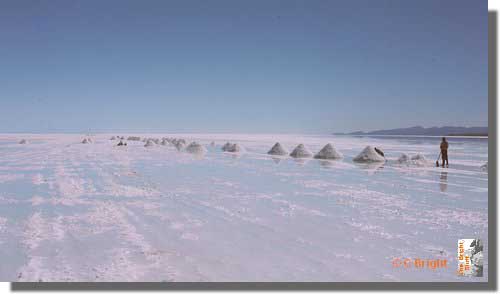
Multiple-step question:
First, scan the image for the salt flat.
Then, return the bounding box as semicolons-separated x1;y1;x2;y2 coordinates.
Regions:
0;134;488;282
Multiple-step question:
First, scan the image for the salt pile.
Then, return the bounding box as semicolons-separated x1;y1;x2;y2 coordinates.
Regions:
353;146;385;163
144;138;159;144
144;140;155;147
185;142;207;154
127;136;141;141
110;136;116;140
411;154;425;161
228;143;243;152
172;138;186;145
221;142;233;152
411;154;427;165
397;154;410;164
290;144;313;158
81;138;91;144
117;140;127;146
397;153;427;166
222;143;243;153
174;140;186;151
267;142;288;156
314;143;342;160
19;139;27;144
161;137;173;145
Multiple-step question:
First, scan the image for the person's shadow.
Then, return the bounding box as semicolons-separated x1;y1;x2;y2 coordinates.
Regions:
439;172;448;192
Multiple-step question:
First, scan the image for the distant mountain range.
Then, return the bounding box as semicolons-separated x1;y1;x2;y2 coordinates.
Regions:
335;126;488;137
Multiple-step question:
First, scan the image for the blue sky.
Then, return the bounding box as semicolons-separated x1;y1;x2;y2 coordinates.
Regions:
0;0;487;133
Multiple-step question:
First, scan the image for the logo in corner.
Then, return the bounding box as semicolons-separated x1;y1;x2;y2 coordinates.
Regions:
457;239;483;277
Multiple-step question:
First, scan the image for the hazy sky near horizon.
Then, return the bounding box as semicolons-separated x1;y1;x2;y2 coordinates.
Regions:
0;0;487;133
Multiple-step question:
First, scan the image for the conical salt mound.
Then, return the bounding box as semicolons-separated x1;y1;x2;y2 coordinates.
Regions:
227;143;243;152
353;146;385;163
185;142;207;154
290;144;312;158
160;138;169;146
410;154;427;166
144;140;155;147
397;153;427;166
411;154;426;161
19;139;27;144
397;153;410;164
174;140;186;151
314;143;342;160
221;142;233;152
82;138;90;144
267;142;288;156
173;138;186;146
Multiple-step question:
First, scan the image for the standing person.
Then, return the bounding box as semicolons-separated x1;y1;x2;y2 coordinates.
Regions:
440;137;449;167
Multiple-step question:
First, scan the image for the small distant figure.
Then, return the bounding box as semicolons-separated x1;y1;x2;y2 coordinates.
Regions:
440;137;449;167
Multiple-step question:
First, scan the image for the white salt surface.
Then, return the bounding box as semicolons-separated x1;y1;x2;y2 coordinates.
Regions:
0;133;488;282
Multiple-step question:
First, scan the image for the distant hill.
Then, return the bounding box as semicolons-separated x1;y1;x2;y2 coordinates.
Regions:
335;126;488;137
